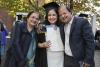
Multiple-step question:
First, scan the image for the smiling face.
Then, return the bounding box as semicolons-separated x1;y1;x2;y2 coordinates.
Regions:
27;12;39;27
47;9;57;24
58;6;72;24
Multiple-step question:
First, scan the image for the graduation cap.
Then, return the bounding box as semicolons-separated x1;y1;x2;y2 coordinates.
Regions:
79;13;88;18
43;2;59;12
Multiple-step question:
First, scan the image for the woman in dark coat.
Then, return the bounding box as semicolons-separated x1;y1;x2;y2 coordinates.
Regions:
4;11;40;67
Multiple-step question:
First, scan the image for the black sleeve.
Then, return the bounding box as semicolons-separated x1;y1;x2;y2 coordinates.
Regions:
82;19;95;65
37;25;46;43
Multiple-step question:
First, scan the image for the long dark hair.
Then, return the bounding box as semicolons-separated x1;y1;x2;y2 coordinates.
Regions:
44;8;60;26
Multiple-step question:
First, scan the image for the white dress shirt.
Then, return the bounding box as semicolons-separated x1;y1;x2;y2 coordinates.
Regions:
64;17;74;56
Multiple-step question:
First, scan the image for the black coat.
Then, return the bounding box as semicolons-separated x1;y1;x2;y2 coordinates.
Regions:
4;22;38;67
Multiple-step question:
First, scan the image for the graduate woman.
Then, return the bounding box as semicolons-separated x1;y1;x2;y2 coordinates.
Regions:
35;2;64;67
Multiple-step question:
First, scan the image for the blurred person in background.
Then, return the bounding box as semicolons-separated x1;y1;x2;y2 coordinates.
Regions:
0;20;8;60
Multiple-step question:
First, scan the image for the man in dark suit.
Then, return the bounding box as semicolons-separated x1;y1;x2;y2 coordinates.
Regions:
58;5;95;67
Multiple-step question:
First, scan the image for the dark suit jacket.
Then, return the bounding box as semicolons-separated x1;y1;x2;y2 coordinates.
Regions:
4;22;38;67
64;17;95;67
